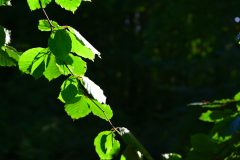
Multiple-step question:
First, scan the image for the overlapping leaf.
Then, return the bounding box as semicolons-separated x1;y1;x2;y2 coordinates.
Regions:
58;77;83;103
38;19;60;31
87;99;112;120
68;27;95;60
56;54;86;76
19;47;62;80
43;54;62;81
68;27;101;60
27;0;52;10
49;29;72;60
59;77;112;121
94;131;120;160
65;96;91;119
19;47;44;73
55;0;81;13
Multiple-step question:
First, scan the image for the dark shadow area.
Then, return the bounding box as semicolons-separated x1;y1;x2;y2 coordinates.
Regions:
1;0;240;159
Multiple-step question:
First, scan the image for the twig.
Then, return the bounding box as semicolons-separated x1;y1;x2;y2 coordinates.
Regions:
62;61;120;135
90;98;121;135
38;0;53;31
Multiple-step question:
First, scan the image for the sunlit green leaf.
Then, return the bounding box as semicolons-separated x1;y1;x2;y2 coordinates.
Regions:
43;54;61;81
55;0;81;13
48;29;71;60
30;49;49;79
19;47;44;73
27;0;52;10
68;29;95;60
88;99;113;121
58;77;83;103
56;54;86;76
68;26;100;60
94;131;120;159
38;19;60;31
65;96;91;119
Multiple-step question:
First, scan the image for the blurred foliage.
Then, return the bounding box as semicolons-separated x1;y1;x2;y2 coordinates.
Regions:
1;0;240;159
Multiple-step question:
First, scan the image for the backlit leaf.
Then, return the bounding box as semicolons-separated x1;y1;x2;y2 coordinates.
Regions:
38;19;60;31
58;77;83;103
68;27;100;59
68;29;95;60
43;54;61;81
65;96;91;119
48;29;72;60
88;99;113;121
27;0;52;11
56;54;86;76
55;0;81;13
19;47;44;73
94;131;120;159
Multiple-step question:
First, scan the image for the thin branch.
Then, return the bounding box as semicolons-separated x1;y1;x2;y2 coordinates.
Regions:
62;61;120;135
38;0;53;31
90;98;121;135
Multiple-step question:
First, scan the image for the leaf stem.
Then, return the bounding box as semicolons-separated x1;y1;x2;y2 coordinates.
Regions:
39;0;53;32
62;62;120;134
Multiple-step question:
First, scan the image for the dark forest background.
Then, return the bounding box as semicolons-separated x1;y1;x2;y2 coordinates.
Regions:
1;0;240;159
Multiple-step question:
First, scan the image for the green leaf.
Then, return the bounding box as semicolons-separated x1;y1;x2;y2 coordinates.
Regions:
69;54;86;76
0;0;11;6
199;109;234;123
30;49;49;79
38;19;60;31
19;47;44;73
2;45;20;61
58;77;83;103
0;49;16;67
234;92;240;111
94;131;120;159
43;54;61;81
27;0;52;11
68;27;100;60
68;29;95;60
48;29;72;59
56;54;86;76
55;0;81;13
88;99;113;121
65;96;91;119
